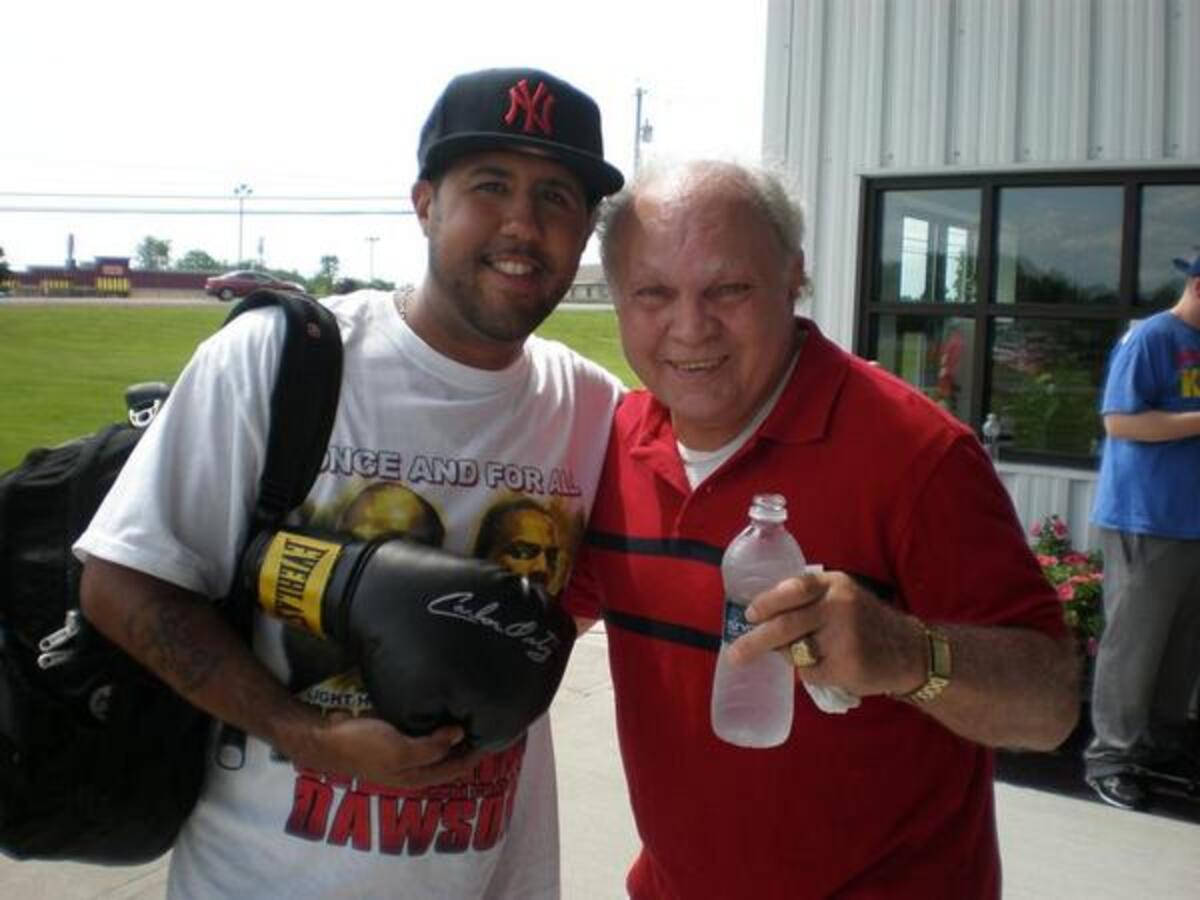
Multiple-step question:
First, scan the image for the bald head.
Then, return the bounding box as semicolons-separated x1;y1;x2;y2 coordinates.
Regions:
596;160;811;450
598;161;808;291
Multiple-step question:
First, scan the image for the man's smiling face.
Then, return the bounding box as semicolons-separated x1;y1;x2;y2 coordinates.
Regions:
609;174;804;449
413;149;592;369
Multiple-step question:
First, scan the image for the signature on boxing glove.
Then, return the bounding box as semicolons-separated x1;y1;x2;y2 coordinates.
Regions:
426;591;563;663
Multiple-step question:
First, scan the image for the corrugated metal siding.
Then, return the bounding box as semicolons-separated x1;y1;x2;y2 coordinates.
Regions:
765;0;1200;342
763;0;1200;537
995;463;1100;551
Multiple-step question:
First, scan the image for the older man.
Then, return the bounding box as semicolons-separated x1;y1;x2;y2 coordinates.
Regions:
566;161;1079;899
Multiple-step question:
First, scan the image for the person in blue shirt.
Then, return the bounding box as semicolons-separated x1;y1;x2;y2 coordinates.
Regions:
1086;251;1200;810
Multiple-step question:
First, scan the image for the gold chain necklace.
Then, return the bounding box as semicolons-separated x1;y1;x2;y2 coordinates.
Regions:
396;285;414;321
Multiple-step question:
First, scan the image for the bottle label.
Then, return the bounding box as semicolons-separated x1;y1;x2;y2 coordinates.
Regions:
721;598;754;644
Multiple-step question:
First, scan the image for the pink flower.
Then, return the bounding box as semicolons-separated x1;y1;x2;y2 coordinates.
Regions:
1052;519;1068;538
1064;552;1090;566
1031;521;1043;537
1037;554;1059;567
1086;637;1099;657
1057;582;1075;601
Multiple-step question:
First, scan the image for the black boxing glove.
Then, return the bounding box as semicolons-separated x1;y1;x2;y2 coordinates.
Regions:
242;528;576;751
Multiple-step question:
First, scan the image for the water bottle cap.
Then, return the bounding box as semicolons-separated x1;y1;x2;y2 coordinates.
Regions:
749;493;788;523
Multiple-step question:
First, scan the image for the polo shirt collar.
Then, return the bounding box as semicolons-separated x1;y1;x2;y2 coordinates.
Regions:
627;318;849;485
758;317;848;445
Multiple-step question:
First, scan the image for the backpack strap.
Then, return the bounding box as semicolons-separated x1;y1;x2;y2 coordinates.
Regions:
213;289;342;770
225;289;343;529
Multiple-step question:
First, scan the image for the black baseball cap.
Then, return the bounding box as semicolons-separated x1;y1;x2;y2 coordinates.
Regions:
417;68;624;206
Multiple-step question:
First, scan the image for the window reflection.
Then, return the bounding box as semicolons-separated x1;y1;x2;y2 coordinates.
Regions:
876;190;980;304
862;175;1200;464
995;187;1122;305
990;317;1121;458
869;315;974;421
1138;185;1200;307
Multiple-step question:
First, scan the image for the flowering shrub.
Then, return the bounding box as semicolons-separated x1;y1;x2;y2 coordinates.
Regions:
1030;515;1104;655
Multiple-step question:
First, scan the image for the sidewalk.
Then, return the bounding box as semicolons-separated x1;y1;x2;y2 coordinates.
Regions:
556;628;1200;900
3;625;1197;898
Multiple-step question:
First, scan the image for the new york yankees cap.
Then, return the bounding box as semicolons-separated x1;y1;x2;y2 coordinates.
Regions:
418;68;624;206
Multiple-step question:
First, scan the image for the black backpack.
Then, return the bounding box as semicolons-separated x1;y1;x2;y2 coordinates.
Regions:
0;289;342;864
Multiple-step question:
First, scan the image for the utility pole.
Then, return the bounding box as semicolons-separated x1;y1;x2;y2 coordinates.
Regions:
234;183;253;265
366;235;380;283
633;87;653;174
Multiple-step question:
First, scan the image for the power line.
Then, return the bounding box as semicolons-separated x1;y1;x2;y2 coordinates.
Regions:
0;190;411;201
0;206;416;216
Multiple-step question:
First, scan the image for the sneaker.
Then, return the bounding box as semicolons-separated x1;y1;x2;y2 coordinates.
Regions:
1087;773;1148;811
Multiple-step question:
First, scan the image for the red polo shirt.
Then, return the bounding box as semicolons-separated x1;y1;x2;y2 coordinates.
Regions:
566;320;1065;899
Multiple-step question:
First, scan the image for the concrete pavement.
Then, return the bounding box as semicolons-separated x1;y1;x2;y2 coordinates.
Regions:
2;625;1197;898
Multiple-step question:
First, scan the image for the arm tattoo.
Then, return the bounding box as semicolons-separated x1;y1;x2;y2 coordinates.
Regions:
127;602;226;694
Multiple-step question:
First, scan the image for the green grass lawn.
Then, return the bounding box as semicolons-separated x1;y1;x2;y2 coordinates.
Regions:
0;303;635;471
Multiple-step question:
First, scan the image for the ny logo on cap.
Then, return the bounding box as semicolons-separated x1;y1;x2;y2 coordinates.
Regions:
504;79;555;136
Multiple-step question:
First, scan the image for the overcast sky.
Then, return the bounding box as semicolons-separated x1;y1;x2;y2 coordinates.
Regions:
2;1;767;285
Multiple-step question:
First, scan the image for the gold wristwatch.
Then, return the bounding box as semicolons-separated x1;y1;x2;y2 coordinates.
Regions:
902;622;952;704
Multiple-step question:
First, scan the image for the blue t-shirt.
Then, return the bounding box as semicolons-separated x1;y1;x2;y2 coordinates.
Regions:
1091;311;1200;538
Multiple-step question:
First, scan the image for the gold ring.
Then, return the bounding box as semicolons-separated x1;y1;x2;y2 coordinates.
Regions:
790;636;819;668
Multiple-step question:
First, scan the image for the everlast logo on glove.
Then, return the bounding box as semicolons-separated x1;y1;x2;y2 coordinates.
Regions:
258;532;342;636
242;526;577;750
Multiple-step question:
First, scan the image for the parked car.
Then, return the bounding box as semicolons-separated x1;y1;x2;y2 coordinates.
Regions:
204;270;305;301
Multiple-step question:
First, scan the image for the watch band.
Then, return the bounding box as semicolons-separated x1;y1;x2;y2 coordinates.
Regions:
902;622;952;704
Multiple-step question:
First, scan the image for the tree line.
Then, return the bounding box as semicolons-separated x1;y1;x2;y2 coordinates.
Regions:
134;236;399;296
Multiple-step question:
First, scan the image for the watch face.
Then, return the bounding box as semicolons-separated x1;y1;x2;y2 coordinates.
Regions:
905;627;952;704
930;632;952;679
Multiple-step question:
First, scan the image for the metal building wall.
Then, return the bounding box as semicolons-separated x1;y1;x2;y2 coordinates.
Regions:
763;0;1200;344
762;0;1199;547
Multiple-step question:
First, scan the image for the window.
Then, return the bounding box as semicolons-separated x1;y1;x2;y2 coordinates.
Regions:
869;314;975;422
876;190;979;305
856;170;1200;466
994;186;1122;306
1139;184;1200;306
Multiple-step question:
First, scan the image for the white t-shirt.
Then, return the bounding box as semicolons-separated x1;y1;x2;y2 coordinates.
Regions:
75;290;622;899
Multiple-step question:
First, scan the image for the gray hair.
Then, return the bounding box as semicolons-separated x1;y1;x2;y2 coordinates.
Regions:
597;160;810;295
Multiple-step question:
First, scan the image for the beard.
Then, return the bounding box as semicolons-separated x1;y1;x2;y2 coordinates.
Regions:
425;249;576;344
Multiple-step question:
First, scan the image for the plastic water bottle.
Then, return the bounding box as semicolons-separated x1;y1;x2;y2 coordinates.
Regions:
711;493;803;748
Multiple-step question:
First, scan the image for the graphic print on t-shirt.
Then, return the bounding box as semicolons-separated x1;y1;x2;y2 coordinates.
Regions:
321;443;584;498
285;735;527;854
1179;347;1200;398
269;453;583;855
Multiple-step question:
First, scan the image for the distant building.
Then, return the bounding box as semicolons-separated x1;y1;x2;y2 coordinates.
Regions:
564;263;611;304
5;257;214;298
3;258;611;303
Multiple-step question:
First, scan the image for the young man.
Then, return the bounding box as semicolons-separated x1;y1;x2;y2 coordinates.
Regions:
1085;252;1200;810
76;67;624;898
566;161;1079;898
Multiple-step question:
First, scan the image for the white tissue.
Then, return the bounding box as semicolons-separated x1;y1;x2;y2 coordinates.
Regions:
803;683;861;714
801;563;861;714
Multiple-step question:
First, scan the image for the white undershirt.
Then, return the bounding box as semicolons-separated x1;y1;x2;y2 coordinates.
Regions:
676;350;800;489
